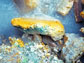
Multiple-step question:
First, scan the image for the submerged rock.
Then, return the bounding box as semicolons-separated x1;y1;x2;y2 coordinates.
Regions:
0;37;64;63
62;33;84;63
11;18;65;41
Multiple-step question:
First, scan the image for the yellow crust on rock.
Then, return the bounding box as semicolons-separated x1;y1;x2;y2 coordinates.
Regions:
9;37;24;47
11;18;65;41
80;11;84;18
11;18;64;30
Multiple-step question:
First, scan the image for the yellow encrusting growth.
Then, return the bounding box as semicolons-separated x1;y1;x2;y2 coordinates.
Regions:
11;18;65;41
80;11;84;18
16;39;25;47
11;18;64;30
9;37;24;47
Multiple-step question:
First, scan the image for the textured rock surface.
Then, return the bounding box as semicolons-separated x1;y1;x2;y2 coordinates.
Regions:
11;18;65;41
57;0;73;16
0;37;64;63
62;33;84;63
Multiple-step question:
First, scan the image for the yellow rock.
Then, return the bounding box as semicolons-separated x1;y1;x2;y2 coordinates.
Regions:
80;11;84;18
11;18;64;29
11;18;65;41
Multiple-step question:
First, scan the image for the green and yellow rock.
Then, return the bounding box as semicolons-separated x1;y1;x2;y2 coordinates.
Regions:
11;18;65;41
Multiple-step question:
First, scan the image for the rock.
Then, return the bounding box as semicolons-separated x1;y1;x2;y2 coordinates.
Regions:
62;33;84;63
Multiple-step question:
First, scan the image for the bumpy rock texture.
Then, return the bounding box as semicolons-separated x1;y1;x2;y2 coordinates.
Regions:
0;37;64;63
62;33;84;63
11;18;65;41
